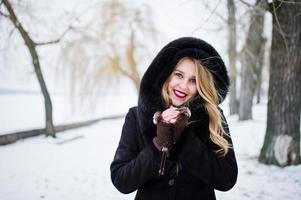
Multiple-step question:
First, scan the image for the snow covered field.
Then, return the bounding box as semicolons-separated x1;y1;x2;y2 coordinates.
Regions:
0;94;300;200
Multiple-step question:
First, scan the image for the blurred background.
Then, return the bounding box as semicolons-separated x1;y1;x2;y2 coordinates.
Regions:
0;0;300;199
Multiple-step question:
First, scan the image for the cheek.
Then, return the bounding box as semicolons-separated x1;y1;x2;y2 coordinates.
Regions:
167;78;177;90
190;85;198;97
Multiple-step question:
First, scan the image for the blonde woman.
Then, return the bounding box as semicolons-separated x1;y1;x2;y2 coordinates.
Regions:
111;37;238;200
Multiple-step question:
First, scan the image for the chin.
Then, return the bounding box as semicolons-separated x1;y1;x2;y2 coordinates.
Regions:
171;100;188;107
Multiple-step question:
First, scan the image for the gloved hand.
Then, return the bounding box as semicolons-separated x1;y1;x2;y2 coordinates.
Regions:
152;112;173;151
172;107;191;143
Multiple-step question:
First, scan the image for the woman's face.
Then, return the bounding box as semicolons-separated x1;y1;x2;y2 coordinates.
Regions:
167;58;198;107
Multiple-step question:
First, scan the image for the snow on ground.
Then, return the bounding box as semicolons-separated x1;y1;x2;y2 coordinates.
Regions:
0;93;136;133
0;94;301;200
216;103;301;200
0;118;134;200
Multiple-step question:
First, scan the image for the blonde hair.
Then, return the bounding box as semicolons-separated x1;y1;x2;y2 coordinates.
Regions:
161;57;230;156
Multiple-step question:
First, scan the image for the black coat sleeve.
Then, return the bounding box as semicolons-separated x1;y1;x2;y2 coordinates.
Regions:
110;107;160;194
177;108;238;191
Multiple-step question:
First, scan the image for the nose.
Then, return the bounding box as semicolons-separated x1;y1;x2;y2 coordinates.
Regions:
179;79;189;91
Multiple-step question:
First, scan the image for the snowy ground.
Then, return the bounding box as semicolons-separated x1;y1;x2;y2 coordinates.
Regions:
0;94;300;200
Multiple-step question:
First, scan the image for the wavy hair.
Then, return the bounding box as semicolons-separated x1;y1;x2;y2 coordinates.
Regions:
161;57;230;156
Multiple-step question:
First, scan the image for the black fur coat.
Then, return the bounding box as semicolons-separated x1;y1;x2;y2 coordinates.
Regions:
110;37;238;200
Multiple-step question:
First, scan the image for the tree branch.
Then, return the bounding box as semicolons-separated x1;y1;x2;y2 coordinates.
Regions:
35;26;74;46
192;0;225;34
0;11;9;17
237;0;253;7
203;0;227;23
0;1;9;18
1;0;73;47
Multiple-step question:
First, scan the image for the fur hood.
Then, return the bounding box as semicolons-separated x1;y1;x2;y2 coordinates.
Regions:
137;37;230;136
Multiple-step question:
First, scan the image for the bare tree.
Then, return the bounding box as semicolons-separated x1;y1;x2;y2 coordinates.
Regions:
238;0;266;120
1;0;71;137
259;0;301;166
61;0;156;109
255;36;267;104
227;0;238;115
199;1;265;115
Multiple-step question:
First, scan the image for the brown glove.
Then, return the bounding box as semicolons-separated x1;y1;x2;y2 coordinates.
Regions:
152;112;173;151
172;107;191;143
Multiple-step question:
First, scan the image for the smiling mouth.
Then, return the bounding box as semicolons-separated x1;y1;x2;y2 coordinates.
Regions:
173;89;187;99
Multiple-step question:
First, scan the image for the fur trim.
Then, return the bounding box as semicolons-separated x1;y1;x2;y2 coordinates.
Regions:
137;37;229;136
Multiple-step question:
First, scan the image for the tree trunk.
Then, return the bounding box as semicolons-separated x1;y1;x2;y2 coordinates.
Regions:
255;37;267;104
238;0;265;120
227;0;238;115
3;0;55;137
259;1;301;166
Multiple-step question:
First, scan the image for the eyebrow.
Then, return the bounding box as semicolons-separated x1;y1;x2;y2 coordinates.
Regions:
174;69;196;79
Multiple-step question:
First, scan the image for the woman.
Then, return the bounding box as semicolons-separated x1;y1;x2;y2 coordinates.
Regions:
110;37;238;200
